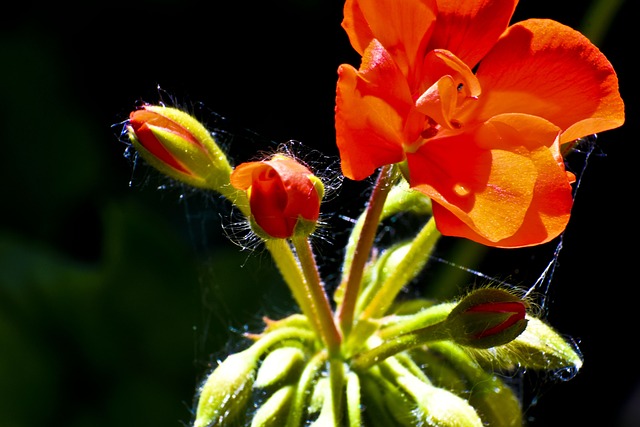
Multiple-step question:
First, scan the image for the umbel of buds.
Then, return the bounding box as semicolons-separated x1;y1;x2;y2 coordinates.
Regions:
192;288;582;427
124;104;585;427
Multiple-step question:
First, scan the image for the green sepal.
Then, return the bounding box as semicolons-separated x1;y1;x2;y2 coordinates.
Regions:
292;216;319;239
466;315;584;372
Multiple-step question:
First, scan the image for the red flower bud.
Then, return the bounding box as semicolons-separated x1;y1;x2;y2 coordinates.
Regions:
464;301;526;339
230;155;323;239
127;105;232;190
446;288;528;348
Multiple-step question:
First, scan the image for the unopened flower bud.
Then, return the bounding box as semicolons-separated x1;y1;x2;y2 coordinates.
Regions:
127;105;233;191
250;385;295;427
398;374;484;427
446;288;528;349
230;154;323;239
254;346;306;389
193;348;260;427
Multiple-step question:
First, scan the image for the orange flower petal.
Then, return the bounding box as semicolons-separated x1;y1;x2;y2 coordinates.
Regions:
410;114;572;247
342;0;437;76
335;41;413;180
475;19;624;142
267;157;321;223
427;0;518;67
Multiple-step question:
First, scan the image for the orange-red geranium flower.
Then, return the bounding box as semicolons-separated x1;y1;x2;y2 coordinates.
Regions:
230;155;323;239
335;0;624;247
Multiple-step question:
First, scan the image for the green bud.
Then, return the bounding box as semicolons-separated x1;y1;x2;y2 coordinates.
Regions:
308;377;339;427
193;348;260;427
359;370;408;427
427;341;523;427
398;374;484;427
254;347;306;389
355;241;413;315
309;376;330;416
382;177;432;218
250;385;295;427
446;288;528;348
285;350;328;427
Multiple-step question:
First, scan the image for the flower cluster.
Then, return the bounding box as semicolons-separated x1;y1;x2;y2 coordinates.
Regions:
124;0;623;426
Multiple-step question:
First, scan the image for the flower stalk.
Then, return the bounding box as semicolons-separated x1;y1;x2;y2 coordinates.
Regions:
291;235;342;355
337;164;397;337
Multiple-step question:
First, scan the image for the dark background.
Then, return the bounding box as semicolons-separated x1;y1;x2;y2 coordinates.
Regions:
0;1;636;426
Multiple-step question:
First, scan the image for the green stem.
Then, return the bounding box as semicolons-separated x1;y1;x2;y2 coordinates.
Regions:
337;164;397;337
265;239;331;351
328;358;347;425
350;323;448;372
378;302;455;340
291;236;342;356
360;216;441;321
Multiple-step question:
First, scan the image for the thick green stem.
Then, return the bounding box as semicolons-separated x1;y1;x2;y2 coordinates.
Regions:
360;216;441;320
291;236;342;356
337;165;397;337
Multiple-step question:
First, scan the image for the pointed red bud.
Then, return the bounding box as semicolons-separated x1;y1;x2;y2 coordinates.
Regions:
127;105;232;191
446;288;528;348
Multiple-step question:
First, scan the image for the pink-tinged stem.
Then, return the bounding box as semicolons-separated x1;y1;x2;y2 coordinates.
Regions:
337;164;396;337
291;236;342;356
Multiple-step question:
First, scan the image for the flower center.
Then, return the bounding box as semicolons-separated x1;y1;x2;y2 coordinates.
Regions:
412;49;480;142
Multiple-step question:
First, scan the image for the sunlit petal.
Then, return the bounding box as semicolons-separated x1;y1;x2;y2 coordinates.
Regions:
475;19;625;142
343;0;437;76
428;0;518;67
410;114;572;247
336;42;413;180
